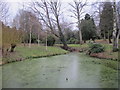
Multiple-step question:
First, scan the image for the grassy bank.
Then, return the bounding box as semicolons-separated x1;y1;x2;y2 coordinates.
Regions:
67;42;118;60
102;44;118;59
1;39;119;65
80;53;118;70
2;44;68;64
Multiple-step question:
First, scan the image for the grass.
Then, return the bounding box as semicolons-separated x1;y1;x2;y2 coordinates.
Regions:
68;44;88;48
80;53;118;70
2;44;68;64
102;44;118;59
0;29;2;49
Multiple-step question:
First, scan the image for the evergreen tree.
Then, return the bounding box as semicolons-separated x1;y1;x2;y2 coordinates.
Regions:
99;2;113;43
81;14;97;43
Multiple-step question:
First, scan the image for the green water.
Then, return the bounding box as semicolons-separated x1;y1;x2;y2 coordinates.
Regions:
1;53;118;88
0;66;2;89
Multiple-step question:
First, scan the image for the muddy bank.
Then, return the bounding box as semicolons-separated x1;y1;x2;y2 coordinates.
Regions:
61;45;118;61
89;52;118;61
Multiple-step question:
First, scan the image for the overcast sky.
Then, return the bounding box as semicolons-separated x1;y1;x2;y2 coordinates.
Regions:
3;0;119;29
4;0;93;27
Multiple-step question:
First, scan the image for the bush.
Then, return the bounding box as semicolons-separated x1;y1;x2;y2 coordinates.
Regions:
47;35;55;46
88;43;105;54
2;23;22;53
113;48;119;52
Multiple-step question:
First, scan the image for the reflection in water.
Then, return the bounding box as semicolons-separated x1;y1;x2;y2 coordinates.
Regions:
2;53;118;88
69;57;79;80
58;55;79;88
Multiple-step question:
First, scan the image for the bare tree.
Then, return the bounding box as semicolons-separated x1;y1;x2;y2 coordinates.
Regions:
69;0;87;44
12;14;20;29
90;2;104;38
28;12;42;47
13;9;42;47
0;1;9;23
49;0;68;49
30;0;68;49
30;0;59;37
37;19;42;46
28;14;32;48
22;11;42;48
117;1;120;29
91;2;104;22
116;1;120;43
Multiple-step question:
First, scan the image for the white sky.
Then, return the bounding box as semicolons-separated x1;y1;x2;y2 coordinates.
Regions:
5;0;118;2
4;0;92;28
3;0;120;28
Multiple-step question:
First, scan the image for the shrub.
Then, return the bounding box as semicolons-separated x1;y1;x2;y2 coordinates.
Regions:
47;35;55;46
10;43;16;52
113;48;119;52
88;43;105;54
2;24;22;53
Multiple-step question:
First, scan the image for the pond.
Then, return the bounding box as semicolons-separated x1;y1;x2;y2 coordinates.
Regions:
1;53;118;88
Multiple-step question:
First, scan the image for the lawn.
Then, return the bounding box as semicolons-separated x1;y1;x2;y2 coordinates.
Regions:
56;43;88;48
68;44;88;48
102;44;118;59
0;29;2;49
2;44;68;64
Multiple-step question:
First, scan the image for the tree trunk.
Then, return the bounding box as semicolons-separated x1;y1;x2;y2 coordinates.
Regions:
84;40;86;43
29;28;31;48
116;2;120;50
113;1;118;52
10;44;16;52
38;34;39;46
56;16;68;50
104;31;106;41
79;30;82;45
44;2;59;38
116;29;120;48
108;31;112;43
59;31;68;50
38;30;40;46
109;38;112;43
78;17;82;45
46;31;47;51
